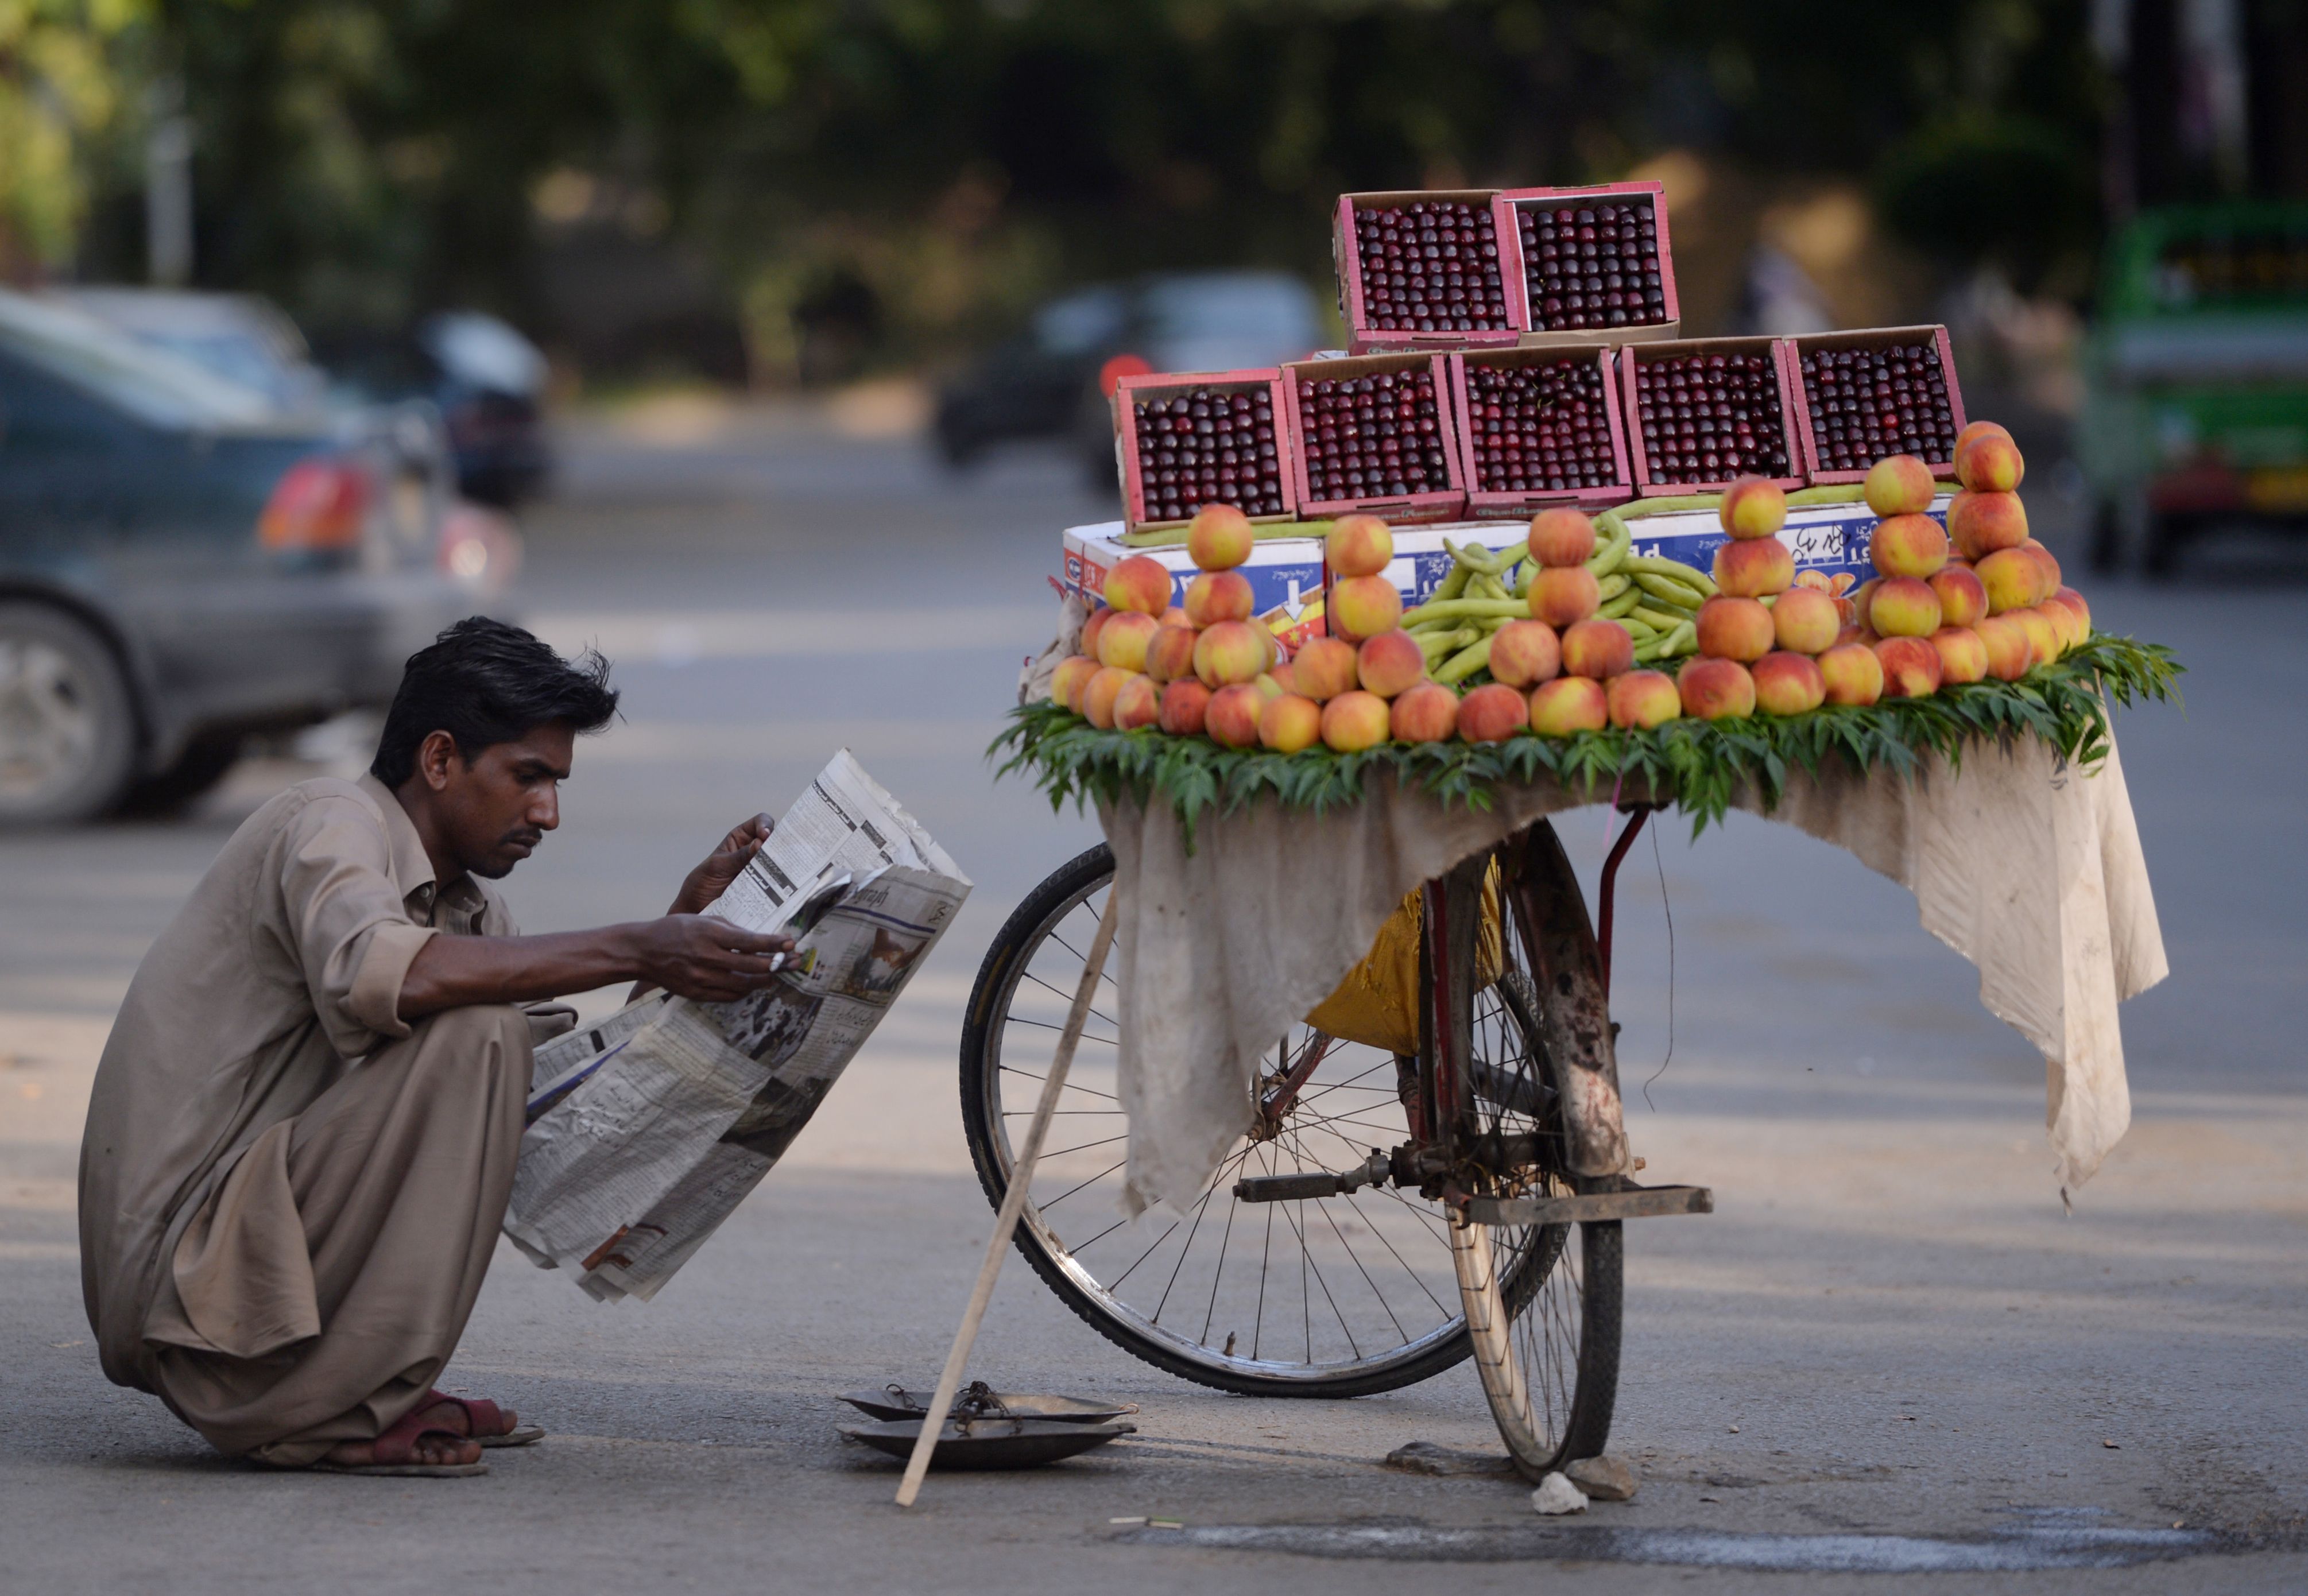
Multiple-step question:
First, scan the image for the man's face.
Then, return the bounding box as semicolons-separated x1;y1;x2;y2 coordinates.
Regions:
429;723;575;880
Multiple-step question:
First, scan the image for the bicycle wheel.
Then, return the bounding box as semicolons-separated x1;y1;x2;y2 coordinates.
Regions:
1433;828;1624;1479
959;843;1478;1397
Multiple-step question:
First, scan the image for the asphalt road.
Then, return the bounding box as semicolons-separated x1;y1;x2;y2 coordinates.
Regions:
2;399;2302;1593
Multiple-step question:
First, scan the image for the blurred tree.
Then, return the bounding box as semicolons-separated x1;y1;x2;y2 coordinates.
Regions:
52;0;2115;366
0;0;150;278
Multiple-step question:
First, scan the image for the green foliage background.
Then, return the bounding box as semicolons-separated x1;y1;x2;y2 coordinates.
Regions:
27;1;2106;348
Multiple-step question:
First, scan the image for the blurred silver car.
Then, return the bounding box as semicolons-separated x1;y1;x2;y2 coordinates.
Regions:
0;291;479;823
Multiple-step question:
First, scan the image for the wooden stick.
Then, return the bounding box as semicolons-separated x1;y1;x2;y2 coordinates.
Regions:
895;889;1122;1508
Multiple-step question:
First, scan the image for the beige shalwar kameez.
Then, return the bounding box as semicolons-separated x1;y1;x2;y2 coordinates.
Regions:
78;774;569;1465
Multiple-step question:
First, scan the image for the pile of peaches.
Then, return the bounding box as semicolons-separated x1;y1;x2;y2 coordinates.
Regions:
1048;422;2089;754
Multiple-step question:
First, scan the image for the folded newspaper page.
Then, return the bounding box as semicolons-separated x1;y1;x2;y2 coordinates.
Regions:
504;750;969;1301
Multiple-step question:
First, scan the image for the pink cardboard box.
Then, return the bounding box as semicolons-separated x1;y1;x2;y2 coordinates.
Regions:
1281;352;1467;524
1113;370;1296;535
1447;347;1635;517
1781;325;1969;484
1494;182;1682;347
1616;336;1804;497
1333;191;1521;354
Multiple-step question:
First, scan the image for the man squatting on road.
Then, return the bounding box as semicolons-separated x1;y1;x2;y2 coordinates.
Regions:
79;618;796;1475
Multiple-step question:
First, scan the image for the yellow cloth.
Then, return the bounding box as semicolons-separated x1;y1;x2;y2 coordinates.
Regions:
1302;870;1507;1057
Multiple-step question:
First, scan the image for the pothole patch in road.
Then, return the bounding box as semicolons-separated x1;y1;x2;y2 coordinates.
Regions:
1116;1508;2220;1571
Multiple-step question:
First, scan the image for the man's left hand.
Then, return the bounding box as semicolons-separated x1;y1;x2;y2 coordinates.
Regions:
668;814;776;916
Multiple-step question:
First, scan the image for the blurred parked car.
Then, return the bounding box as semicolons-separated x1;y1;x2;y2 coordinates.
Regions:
49;287;332;415
933;272;1328;486
0;290;478;823
316;311;553;507
2075;202;2308;574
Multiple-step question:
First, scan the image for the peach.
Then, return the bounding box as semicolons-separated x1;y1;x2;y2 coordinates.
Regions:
1752;651;1827;715
1356;629;1429;699
1082;666;1135;728
1329;574;1403;642
1157;677;1211;735
1203;683;1265;748
1488;619;1562;688
1320;690;1392;752
1325;513;1394;579
1264;660;1302;695
1528;506;1597;567
1607;669;1683;729
1849;577;1879;631
1160;605;1192;628
1678;657;1756;720
1834;622;1872;650
1105;555;1174;615
2011;607;2059;668
1187;504;1255;571
1258;693;1322;753
1714;535;1795;596
1869;513;1949;579
1560;618;1635;680
1927;565;1987;630
1289;636;1360;702
1389;682;1460;742
1184;570;1254;628
1529;676;1609;736
1097;610;1160;672
2021;540;2062;601
2046;585;2092;640
1863;454;1937;518
1531;564;1601;627
1873;635;1943;698
1868;576;1943;638
1975;548;2040;615
1954;419;2012;456
1720;475;1788;539
1955;432;2024;493
1050;655;1099;711
1249;672;1287;705
1771;587;1841;655
1459;682;1533;742
2036;598;2081;654
1817;642;1885;706
1929;626;1988;684
1112;673;1161;730
1947;489;2027;559
1973;615;2032;681
1695;596;1775;663
1193;619;1268;687
1079;606;1114;660
1144;623;1200;685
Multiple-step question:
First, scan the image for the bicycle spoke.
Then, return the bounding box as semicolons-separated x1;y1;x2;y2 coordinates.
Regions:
1040;1157;1128;1210
997;1064;1118;1103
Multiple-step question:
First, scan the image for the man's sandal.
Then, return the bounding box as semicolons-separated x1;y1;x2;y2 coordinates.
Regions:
424;1388;544;1448
306;1407;487;1477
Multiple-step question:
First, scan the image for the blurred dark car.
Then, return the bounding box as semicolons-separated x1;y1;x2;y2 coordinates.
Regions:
316;311;553;508
50;287;332;415
0;290;473;823
933;272;1328;485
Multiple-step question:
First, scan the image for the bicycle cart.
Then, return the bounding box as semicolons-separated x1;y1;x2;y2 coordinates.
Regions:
961;809;1706;1481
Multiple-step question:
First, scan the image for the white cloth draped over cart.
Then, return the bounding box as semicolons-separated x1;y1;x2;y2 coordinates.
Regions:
1099;734;2167;1217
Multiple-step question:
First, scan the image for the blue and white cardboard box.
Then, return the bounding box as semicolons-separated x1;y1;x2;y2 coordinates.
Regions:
1627;494;1953;599
1060;522;1330;653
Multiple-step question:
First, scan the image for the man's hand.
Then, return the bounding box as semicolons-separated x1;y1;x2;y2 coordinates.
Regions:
628;916;797;1003
668;814;776;917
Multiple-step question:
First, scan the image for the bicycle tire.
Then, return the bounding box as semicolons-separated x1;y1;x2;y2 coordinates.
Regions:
959;842;1485;1398
1435;827;1625;1478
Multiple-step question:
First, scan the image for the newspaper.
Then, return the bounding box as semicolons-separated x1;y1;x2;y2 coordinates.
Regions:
504;750;969;1301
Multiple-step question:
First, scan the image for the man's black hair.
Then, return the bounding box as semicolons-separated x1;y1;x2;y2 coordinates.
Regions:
370;617;619;788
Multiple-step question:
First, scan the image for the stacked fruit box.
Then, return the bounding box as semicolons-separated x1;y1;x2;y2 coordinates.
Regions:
1618;336;1804;497
1780;326;1968;483
1280;352;1469;524
1447;348;1635;518
1114;370;1296;532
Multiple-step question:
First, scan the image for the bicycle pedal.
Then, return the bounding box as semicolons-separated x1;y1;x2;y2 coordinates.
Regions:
1233;1150;1389;1203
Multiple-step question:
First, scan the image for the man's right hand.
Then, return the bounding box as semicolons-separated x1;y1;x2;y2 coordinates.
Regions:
628;916;797;1003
